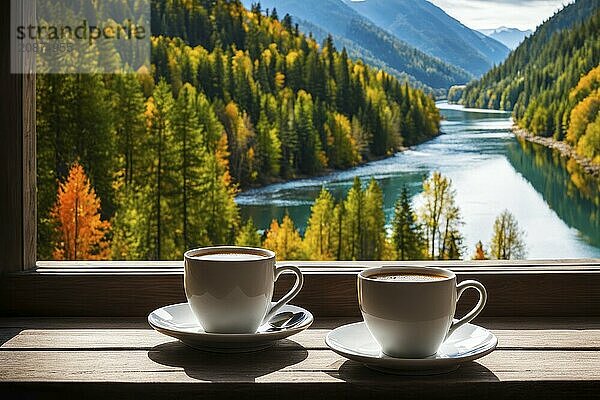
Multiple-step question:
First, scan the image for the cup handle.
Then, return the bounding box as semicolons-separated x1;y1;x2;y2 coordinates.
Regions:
263;265;304;324
446;280;487;340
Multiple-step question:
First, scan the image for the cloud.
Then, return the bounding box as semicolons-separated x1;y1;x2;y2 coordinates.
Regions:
428;0;573;30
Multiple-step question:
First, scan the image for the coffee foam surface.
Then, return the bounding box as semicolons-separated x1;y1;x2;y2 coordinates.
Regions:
372;273;446;282
193;252;267;261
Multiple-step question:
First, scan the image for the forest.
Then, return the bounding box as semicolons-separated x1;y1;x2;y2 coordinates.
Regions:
460;0;600;164
241;0;473;93
37;0;441;260
50;163;526;261
243;173;525;261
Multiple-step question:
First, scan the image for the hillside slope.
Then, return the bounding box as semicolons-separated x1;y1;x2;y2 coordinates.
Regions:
343;0;510;76
242;0;472;90
461;0;600;164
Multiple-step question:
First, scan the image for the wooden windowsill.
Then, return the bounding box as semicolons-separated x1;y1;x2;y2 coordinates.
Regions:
2;261;600;317
1;317;599;399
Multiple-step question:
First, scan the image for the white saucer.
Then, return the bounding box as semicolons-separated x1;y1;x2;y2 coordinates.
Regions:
148;303;313;353
326;322;497;375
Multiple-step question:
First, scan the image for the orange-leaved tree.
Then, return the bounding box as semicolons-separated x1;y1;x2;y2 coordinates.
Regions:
51;162;111;260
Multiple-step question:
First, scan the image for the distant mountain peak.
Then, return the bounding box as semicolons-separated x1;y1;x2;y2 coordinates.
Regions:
478;27;533;49
341;0;510;76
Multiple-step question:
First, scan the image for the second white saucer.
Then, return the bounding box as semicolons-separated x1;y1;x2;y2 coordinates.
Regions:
149;303;313;353
326;321;497;375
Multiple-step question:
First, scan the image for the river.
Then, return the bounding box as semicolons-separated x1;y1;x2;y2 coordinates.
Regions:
237;102;600;259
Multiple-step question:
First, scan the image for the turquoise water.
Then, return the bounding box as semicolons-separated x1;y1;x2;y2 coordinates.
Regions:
237;102;600;259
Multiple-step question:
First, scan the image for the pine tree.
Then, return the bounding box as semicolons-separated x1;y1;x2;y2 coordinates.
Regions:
294;91;325;174
331;201;345;260
111;185;154;260
111;73;146;187
324;112;360;169
51;162;111;260
203;134;241;245
303;187;335;260
342;177;365;260
172;83;205;251
236;218;262;248
363;179;386;260
144;79;175;259
255;110;282;178
221;101;256;183
391;187;425;260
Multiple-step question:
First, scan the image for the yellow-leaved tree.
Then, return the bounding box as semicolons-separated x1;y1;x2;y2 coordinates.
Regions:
51;162;111;260
263;214;304;260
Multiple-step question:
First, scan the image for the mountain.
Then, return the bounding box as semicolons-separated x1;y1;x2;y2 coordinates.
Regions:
342;0;510;77
478;27;532;50
242;0;472;91
461;0;600;163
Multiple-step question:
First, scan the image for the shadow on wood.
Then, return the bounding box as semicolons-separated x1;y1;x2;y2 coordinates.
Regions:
0;328;22;347
147;339;309;382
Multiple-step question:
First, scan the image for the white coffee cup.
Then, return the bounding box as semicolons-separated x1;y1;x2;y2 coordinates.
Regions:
184;246;304;334
358;266;487;358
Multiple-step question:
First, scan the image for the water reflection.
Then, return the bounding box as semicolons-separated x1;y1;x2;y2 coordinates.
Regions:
237;103;600;258
507;138;600;247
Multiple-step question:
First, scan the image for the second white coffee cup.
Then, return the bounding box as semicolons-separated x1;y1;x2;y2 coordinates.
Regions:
358;266;487;358
184;246;304;334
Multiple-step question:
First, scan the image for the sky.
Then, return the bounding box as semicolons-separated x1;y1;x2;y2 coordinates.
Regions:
427;0;574;30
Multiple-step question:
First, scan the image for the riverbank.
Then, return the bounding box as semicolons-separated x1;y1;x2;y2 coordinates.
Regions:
512;126;600;178
240;145;411;191
238;104;600;257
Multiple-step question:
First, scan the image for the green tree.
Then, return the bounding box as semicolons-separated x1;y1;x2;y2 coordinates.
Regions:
144;79;175;259
203;134;241;245
489;210;527;260
255;110;282;179
236;218;262;248
363;179;387;260
303;187;336;260
172;83;205;250
294;90;325;174
342;177;365;260
391;186;425;260
324;112;360;169
111;74;146;187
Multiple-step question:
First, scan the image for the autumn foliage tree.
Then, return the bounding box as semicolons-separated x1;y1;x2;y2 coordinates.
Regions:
263;214;305;260
51;162;111;260
472;240;488;260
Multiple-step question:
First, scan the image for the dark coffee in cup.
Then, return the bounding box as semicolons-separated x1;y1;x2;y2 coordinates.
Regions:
372;273;446;282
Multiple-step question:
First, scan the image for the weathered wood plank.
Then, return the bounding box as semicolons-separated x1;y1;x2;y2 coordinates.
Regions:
1;318;599;399
2;317;598;330
1;318;599;350
0;348;599;383
1;323;600;350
